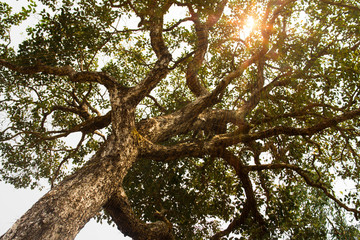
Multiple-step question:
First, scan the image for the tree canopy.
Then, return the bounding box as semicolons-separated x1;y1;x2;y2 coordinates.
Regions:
1;0;360;239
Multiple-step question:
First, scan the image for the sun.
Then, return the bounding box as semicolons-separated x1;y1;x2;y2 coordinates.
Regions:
240;16;256;39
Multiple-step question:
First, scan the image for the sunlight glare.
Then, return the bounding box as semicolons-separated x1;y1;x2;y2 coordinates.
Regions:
240;16;256;39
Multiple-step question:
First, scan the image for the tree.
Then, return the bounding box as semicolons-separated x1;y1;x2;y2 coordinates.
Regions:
0;0;360;239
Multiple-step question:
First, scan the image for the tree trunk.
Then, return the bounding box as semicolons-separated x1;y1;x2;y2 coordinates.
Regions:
1;109;138;240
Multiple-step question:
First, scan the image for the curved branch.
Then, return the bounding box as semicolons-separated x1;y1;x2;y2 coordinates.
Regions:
136;49;265;143
137;106;249;143
40;105;91;129
221;150;267;228
211;51;260;99
0;59;75;76
50;133;86;188
238;58;266;117
185;18;210;96
185;0;227;96
213;107;360;146
210;200;252;240
247;163;360;218
136;95;220;142
146;95;167;113
252;107;360;139
251;101;344;126
149;17;171;60
139;107;360;162
0;59;118;88
6;111;112;142
210;150;268;239
127;13;172;105
104;187;174;240
169;50;195;70
127;56;171;105
164;17;192;32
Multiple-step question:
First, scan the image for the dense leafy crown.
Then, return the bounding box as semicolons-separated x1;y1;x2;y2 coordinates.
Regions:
1;0;360;239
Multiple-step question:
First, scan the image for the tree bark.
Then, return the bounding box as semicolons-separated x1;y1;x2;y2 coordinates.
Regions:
0;108;138;239
104;187;174;240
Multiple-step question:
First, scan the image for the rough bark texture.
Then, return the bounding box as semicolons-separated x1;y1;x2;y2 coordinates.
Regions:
1;85;140;239
104;188;174;240
1;133;137;240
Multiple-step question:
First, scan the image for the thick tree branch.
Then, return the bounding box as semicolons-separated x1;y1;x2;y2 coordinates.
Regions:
231;1;294;118
137;104;249;144
2;1;359;239
139;107;360;161
136;95;220;142
137;38;270;143
0;59;118;88
128;13;172;105
146;95;167;113
149;17;171;60
136;51;260;144
40;105;91;129
238;58;267;117
185;18;210;95
104;187;174;240
185;1;227;96
127;56;171;106
0;59;75;76
0;132;136;240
